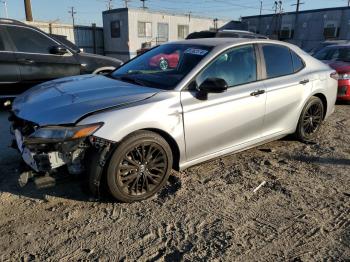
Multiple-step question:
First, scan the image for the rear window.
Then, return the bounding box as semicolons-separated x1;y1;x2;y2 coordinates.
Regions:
262;44;293;79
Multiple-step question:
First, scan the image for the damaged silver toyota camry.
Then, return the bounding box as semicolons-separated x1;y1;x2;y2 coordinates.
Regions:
9;38;337;202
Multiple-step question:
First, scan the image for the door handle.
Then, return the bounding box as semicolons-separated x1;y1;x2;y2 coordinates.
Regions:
18;59;35;65
299;79;309;85
250;89;265;96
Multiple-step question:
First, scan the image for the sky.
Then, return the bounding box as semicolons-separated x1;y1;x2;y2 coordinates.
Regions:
1;0;349;26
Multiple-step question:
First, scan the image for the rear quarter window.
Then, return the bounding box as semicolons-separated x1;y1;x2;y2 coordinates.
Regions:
291;50;305;72
262;44;294;79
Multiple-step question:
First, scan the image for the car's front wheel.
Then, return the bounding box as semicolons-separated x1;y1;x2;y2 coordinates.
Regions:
295;96;324;142
106;131;173;202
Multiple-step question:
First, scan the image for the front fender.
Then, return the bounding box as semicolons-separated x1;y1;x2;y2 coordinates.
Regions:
77;92;186;163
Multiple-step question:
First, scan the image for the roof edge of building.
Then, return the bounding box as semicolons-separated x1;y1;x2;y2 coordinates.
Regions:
242;6;350;19
103;7;229;21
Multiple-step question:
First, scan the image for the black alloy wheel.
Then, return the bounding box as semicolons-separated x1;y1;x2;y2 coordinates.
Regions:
107;131;173;202
296;96;324;142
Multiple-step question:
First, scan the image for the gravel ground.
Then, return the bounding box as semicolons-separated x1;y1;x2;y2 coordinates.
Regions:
0;105;349;261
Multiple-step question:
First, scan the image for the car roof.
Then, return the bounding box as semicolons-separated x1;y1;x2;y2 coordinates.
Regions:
324;44;350;49
0;18;26;26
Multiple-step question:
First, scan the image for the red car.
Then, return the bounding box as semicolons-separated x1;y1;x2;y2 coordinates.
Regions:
314;45;350;101
149;52;180;70
327;61;350;101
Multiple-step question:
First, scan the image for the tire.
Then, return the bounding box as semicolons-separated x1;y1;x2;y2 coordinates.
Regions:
295;96;324;142
106;131;173;202
92;66;116;75
159;58;169;71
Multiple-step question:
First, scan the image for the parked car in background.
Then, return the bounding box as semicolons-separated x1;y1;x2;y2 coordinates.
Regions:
10;38;336;202
0;18;122;97
314;44;350;101
186;29;269;40
308;40;350;56
136;30;268;56
149;51;180;70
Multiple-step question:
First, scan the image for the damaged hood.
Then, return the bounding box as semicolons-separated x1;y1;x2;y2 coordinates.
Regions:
12;74;159;126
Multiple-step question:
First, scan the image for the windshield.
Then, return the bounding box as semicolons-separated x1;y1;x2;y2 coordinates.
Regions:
315;46;350;62
111;44;213;90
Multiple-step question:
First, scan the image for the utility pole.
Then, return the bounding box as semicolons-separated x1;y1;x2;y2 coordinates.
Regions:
259;0;263;16
140;0;147;9
291;0;304;46
68;6;77;27
24;0;33;21
291;0;304;12
107;0;113;10
124;0;131;8
1;0;8;18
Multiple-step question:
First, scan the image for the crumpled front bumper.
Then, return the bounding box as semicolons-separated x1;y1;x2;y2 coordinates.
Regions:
9;112;88;174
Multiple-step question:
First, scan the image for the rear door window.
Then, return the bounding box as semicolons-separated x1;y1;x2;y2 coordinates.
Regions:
6;25;57;54
262;44;293;79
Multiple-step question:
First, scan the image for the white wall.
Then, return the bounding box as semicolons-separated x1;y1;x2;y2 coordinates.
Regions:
24;21;76;43
103;8;228;61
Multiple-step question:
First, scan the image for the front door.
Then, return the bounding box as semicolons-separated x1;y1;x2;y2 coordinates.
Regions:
5;25;80;89
0;27;21;96
181;44;266;161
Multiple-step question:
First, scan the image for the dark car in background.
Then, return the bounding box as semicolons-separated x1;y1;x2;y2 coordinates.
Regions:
308;40;350;56
0;18;122;97
314;44;350;101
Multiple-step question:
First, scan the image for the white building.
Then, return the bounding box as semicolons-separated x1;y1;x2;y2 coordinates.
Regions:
102;8;228;61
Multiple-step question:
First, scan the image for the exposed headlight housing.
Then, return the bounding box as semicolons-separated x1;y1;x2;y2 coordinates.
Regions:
26;123;103;144
338;73;350;80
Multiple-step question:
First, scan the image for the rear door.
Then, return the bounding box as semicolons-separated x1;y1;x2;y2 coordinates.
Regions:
0;26;21;96
5;25;80;88
259;44;311;137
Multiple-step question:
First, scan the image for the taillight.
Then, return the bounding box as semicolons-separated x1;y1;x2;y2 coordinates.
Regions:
337;73;350;80
330;72;339;80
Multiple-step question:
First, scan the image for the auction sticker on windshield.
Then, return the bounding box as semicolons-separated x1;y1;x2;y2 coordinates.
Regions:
184;48;209;56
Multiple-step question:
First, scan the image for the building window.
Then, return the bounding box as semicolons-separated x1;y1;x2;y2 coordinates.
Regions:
111;20;121;38
138;22;152;37
157;23;169;43
178;25;189;39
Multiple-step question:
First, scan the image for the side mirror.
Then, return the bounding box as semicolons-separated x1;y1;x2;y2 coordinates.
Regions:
198;78;228;93
50;45;68;55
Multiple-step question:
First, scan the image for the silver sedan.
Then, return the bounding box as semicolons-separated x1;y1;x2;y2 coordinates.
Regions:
10;38;337;202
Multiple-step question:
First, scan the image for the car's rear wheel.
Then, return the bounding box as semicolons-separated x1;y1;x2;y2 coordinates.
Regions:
295;96;324;142
106;131;173;202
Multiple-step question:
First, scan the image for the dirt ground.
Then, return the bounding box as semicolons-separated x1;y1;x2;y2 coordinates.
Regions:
0;105;349;261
